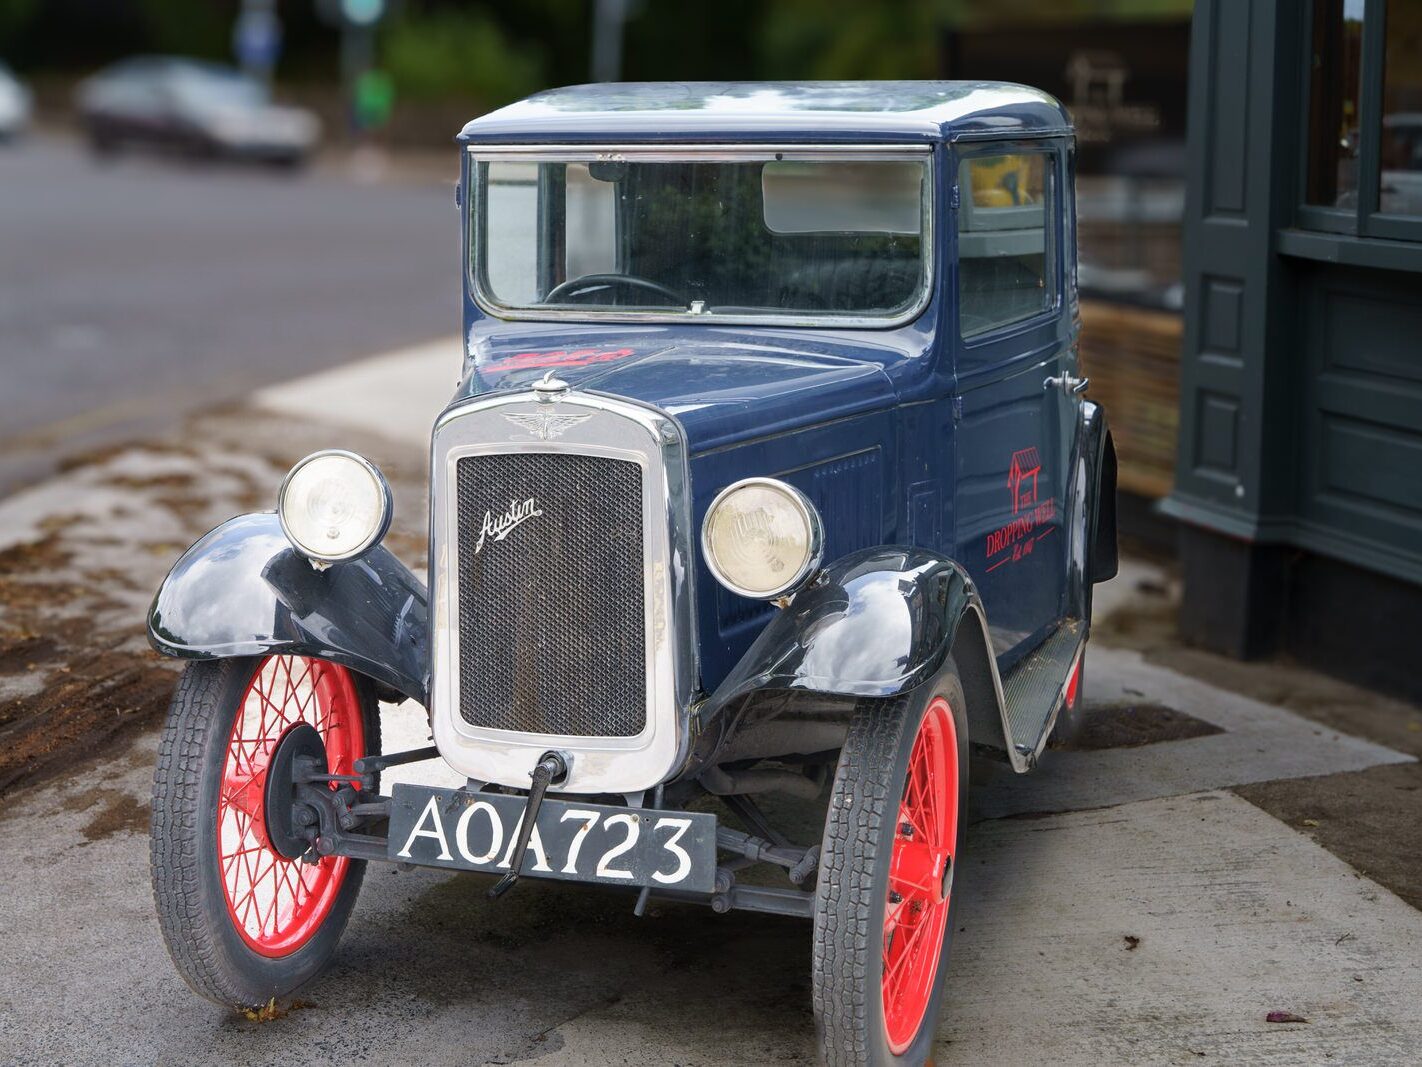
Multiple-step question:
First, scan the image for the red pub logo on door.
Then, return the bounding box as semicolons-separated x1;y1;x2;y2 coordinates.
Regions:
985;447;1055;571
1007;448;1041;514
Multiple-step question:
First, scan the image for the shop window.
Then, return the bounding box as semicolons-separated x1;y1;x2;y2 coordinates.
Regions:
1305;0;1366;208
1302;0;1422;238
1379;0;1422;216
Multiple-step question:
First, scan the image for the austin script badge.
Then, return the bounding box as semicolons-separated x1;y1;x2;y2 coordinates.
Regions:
475;498;543;553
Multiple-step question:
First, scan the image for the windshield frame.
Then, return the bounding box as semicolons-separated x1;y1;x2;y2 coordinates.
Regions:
466;143;935;330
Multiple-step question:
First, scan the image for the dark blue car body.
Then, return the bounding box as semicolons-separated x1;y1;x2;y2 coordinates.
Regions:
453;82;1116;723
150;80;1117;778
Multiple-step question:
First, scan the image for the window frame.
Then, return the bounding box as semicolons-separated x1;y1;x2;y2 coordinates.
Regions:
952;140;1064;345
1299;0;1422;242
466;143;936;331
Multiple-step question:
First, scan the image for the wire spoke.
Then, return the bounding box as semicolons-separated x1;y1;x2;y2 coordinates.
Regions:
212;655;364;954
882;699;961;1051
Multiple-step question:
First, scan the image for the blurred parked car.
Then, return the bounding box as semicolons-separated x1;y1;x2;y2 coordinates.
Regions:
75;57;319;166
0;62;32;141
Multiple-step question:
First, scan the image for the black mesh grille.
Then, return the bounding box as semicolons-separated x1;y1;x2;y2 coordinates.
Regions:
455;452;646;737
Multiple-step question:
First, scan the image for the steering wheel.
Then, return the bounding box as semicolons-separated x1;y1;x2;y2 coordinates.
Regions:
544;273;686;307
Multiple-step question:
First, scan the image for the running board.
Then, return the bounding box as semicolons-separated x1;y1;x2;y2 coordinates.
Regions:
999;619;1085;770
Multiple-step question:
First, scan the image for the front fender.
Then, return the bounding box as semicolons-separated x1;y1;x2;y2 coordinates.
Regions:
147;512;429;705
705;547;980;713
685;546;1025;777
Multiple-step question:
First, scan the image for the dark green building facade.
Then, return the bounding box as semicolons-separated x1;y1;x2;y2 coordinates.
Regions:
1168;0;1422;699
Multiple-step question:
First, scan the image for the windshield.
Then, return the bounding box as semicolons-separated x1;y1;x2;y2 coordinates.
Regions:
471;151;930;323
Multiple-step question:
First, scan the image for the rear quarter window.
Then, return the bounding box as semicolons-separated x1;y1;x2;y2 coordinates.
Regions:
957;152;1053;337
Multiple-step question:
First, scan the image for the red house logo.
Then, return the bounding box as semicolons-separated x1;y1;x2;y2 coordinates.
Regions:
1007;448;1041;514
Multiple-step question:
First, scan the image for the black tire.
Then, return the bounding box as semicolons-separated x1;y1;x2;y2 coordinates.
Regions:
812;663;970;1066
150;655;380;1008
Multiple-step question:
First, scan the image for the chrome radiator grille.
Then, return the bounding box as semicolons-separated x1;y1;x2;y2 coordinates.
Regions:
455;452;647;738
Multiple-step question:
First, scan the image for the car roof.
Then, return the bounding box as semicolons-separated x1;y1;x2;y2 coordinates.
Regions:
458;81;1072;145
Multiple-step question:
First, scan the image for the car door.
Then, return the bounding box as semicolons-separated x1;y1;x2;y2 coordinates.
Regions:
951;140;1076;665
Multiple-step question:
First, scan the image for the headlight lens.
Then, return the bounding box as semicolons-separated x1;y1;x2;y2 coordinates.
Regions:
278;450;392;564
702;478;823;600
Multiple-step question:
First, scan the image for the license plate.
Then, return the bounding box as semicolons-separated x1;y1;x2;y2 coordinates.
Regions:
387;784;717;894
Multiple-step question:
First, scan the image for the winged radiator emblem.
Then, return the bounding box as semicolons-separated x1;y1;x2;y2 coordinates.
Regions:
502;410;592;441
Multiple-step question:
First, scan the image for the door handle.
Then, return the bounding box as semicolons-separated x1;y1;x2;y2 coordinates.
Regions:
1044;373;1089;395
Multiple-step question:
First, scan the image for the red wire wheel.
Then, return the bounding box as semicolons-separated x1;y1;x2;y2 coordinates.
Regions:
216;655;365;957
152;654;379;1007
813;666;968;1066
881;696;959;1054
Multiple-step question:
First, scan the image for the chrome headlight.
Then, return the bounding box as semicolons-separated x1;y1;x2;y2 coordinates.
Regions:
702;477;823;600
278;450;392;565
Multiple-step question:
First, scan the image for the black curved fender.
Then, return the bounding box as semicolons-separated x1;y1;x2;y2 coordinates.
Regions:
686;547;1014;775
147;512;429;705
708;547;977;706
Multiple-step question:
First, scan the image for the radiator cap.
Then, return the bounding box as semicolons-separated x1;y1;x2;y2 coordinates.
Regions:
533;370;571;403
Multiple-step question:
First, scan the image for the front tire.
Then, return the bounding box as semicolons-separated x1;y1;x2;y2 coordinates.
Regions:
813;664;969;1066
150;655;379;1007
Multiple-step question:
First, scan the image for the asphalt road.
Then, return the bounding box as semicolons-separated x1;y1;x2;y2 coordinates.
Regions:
0;135;456;496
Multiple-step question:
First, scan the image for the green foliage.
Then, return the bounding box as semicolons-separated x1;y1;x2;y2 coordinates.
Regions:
757;0;945;81
382;7;543;105
0;0;41;55
136;0;230;59
938;0;1192;26
0;0;1195;92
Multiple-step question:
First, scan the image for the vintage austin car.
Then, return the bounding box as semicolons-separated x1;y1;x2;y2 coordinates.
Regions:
147;82;1116;1065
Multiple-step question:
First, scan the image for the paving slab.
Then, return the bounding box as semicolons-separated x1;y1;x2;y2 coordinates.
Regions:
940;791;1422;1065
976;645;1414;819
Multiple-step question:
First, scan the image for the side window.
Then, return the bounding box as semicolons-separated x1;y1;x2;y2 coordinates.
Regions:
565;163;618;280
480;161;618;304
483;160;540;304
957;151;1053;337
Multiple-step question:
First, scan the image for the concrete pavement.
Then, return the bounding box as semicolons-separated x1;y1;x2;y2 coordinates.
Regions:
0;345;1420;1065
0;645;1417;1065
251;336;463;448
